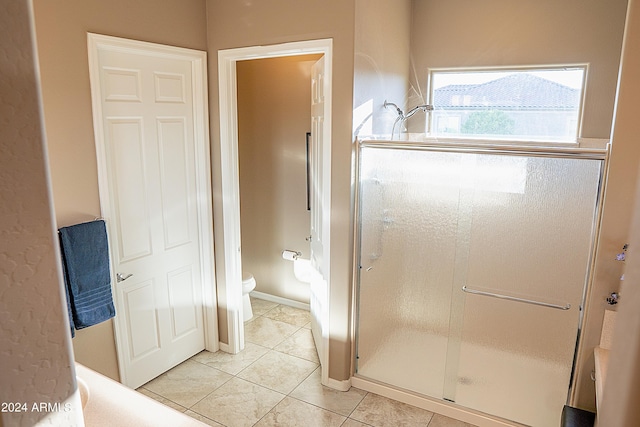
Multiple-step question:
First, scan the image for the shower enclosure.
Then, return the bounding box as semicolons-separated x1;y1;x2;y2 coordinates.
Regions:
354;139;605;427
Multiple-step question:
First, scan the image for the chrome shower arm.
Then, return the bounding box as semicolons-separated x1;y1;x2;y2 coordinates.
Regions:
383;100;405;119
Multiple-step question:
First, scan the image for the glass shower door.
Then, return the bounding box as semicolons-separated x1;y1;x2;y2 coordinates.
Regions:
355;143;603;427
356;147;465;398
451;155;602;426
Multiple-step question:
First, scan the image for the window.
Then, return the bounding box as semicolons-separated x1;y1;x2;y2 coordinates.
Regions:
428;66;586;142
436;116;461;134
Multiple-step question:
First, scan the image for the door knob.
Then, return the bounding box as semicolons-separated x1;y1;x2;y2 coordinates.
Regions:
116;273;133;283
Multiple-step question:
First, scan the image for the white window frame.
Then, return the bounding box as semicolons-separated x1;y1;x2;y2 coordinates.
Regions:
426;64;589;145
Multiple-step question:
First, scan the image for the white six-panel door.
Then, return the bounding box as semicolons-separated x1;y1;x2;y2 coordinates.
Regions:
309;56;329;371
88;34;215;389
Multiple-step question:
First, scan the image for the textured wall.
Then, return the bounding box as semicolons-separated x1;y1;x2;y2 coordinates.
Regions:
0;1;80;425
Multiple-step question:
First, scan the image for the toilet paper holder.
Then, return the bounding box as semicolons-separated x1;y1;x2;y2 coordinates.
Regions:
282;250;302;261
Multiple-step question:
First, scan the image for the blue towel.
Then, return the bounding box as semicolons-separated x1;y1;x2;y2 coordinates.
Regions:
59;220;115;331
60;258;76;338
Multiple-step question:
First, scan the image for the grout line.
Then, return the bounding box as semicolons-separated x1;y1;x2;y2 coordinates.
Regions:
141;388;190;414
188;411;226;427
345;391;369;420
187;373;234;412
150;300;359;426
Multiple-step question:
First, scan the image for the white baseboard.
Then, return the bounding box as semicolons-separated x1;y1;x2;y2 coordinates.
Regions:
322;375;351;392
217;341;230;353
250;291;310;311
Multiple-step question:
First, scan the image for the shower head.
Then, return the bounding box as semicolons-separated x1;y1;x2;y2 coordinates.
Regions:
384;101;434;121
384;100;434;139
404;104;434;119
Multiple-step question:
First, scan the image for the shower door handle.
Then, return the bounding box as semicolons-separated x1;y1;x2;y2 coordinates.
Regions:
462;285;571;310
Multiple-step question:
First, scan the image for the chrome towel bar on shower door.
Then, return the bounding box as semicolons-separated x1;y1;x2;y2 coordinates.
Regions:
462;285;571;310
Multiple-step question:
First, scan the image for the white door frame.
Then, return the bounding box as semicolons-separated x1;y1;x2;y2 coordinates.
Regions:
217;39;332;371
88;33;218;384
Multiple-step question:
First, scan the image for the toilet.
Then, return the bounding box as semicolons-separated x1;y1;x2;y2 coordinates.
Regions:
242;272;256;322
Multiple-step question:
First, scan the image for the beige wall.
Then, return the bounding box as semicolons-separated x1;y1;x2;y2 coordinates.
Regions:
207;0;356;380
0;1;79;425
354;0;412;136
32;0;208;381
33;0;355;385
237;55;321;303
594;1;640;421
599;11;640;427
25;0;637;412
408;0;628;139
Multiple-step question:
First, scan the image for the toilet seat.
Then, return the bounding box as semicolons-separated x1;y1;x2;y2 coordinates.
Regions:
241;272;256;321
242;272;256;293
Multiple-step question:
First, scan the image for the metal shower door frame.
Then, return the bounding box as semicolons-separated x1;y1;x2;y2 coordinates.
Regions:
351;137;609;411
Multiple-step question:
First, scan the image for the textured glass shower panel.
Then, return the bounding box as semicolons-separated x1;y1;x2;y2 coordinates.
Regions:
356;147;465;398
453;156;602;427
355;146;602;427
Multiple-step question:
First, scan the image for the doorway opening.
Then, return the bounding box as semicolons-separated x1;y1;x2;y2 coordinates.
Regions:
216;39;333;382
236;54;321;305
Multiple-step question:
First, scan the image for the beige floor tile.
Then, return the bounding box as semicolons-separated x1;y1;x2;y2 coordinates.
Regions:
249;297;279;316
290;367;367;416
243;316;300;348
350;393;434;427
191;343;269;375
274;328;320;363
428;414;477;427
254;396;346;427
136;387;188;412
138;299;481;427
190;377;285;427
262;305;310;327
342;419;372;427
237;350;318;394
183;410;225;427
142;359;233;408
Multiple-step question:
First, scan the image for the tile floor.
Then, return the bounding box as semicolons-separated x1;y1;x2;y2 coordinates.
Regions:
137;297;477;427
